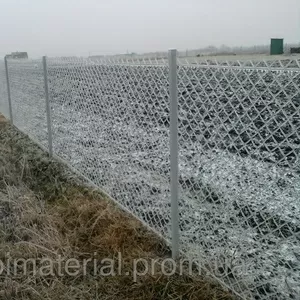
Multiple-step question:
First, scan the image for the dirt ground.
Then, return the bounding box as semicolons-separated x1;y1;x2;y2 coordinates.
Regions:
0;114;234;300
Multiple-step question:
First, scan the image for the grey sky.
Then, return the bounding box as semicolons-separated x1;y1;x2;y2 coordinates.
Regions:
0;0;299;57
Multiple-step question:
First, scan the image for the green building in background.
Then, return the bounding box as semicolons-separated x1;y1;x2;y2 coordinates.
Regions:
270;38;284;55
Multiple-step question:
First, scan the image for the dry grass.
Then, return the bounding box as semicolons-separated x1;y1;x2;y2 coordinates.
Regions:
0;115;235;300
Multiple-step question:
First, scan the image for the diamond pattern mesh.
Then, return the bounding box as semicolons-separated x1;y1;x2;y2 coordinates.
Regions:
1;56;300;299
177;57;300;299
7;59;48;148
47;57;172;238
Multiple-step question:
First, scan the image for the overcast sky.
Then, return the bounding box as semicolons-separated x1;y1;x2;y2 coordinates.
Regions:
0;0;299;57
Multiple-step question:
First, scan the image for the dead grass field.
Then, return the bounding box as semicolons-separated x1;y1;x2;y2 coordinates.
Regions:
0;114;234;300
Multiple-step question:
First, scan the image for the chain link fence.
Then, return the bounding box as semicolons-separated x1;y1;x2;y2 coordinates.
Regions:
47;57;172;240
1;53;300;299
7;59;48;149
177;58;300;299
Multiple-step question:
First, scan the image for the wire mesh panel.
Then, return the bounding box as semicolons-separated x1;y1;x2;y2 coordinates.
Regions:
177;57;300;299
47;57;172;239
7;59;48;148
0;60;9;118
5;53;300;299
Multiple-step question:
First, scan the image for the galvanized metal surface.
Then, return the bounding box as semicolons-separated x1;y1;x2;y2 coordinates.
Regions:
168;49;180;260
42;56;53;157
1;55;300;300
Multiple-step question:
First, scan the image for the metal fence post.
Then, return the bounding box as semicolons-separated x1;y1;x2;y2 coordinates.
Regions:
168;49;179;260
42;56;53;157
4;56;13;124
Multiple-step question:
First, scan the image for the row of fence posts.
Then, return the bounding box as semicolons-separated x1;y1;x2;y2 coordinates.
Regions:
3;49;181;260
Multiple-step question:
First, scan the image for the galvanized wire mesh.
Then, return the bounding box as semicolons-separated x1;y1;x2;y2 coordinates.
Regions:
7;59;48;148
0;60;9;118
1;55;300;300
177;57;300;299
46;57;172;239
